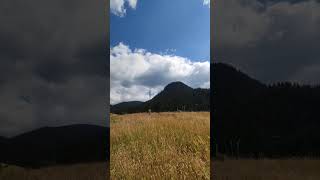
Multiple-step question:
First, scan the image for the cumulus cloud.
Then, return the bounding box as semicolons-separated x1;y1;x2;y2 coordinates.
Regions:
203;0;210;7
110;43;210;104
110;0;138;17
213;0;320;84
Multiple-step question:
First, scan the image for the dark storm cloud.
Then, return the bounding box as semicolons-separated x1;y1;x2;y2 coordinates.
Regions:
213;0;320;84
34;42;108;84
0;0;109;137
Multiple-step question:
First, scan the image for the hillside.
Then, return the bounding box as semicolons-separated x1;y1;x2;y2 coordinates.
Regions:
0;163;108;180
0;125;109;168
211;62;320;158
111;82;210;114
110;101;143;114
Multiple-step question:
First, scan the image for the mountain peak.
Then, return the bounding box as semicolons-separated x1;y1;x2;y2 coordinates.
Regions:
164;81;192;91
111;81;210;114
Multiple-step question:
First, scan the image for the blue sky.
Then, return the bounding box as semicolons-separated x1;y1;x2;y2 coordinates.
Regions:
110;0;210;104
110;0;210;61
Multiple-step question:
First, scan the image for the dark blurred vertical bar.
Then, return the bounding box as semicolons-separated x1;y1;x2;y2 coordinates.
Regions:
106;0;110;179
210;0;215;179
0;0;110;179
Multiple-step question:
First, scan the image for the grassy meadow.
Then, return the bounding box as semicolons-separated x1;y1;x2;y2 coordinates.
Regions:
212;158;320;180
0;162;108;180
110;112;210;179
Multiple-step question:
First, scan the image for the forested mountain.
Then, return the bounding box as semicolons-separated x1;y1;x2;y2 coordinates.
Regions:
212;62;320;158
111;81;210;114
0;125;108;168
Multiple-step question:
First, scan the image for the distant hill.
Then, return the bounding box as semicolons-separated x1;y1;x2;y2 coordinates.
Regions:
0;124;109;168
212;63;265;94
111;101;143;114
111;81;210;114
0;137;8;161
0;136;7;144
212;62;320;158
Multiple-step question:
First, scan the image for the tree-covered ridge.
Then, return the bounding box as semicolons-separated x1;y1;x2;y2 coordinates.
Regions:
212;63;320;158
111;81;210;114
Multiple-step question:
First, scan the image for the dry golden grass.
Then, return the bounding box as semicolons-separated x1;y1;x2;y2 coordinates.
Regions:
110;112;210;179
0;162;109;180
212;158;320;180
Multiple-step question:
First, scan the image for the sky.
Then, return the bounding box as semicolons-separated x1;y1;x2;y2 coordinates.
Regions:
213;0;320;85
0;0;108;137
110;0;210;104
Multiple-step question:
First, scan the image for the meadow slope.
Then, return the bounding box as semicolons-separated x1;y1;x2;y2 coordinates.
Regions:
110;112;210;179
212;158;320;180
0;162;108;180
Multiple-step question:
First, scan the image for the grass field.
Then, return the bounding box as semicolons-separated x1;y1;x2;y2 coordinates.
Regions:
110;112;210;179
0;162;108;180
212;158;320;180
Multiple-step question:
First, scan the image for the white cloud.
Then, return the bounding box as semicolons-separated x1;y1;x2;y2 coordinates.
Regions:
127;0;138;9
110;0;138;17
110;43;210;104
203;0;210;7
